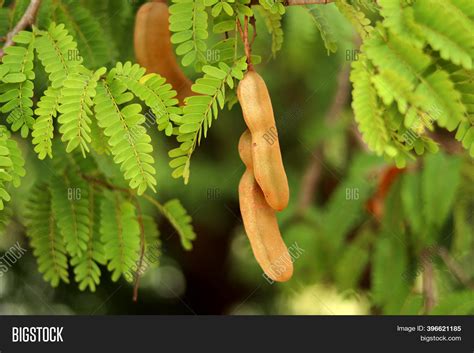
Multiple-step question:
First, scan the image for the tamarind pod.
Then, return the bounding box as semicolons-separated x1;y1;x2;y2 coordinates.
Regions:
239;171;293;282
134;1;193;103
238;129;253;169
238;130;293;282
237;71;289;211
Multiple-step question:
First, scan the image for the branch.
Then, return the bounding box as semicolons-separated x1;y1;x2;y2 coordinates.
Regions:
0;0;42;58
438;247;474;290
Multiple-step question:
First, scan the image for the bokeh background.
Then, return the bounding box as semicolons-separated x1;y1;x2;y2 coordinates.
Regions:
0;0;472;315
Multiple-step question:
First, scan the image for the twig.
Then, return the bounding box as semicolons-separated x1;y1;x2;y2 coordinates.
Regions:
132;198;146;302
236;17;253;71
81;174;162;302
422;248;437;314
438;247;474;290
0;0;42;58
249;17;257;46
81;174;131;195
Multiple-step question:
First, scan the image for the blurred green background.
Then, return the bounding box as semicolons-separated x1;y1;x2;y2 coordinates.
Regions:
0;0;472;315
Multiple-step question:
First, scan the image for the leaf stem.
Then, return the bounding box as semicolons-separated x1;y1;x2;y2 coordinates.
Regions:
0;0;42;57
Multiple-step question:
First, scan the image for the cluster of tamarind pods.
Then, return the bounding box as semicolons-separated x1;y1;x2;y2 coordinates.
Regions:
237;72;293;282
134;0;293;282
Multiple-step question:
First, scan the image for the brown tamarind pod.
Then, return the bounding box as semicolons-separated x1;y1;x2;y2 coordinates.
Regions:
134;0;193;103
237;70;289;211
238;130;293;282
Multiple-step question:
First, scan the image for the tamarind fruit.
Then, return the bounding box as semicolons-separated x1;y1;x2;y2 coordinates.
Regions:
134;0;193;103
238;130;293;282
237;70;289;211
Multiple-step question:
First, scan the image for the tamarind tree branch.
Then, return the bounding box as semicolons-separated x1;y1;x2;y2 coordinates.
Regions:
0;0;42;58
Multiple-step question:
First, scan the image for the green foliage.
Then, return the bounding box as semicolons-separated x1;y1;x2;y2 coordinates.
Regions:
0;126;25;210
0;0;471;307
352;0;474;161
206;0;235;17
42;0;113;67
372;232;410;314
112;64;180;137
94;65;157;195
412;0;473;70
350;55;402;162
336;0;373;39
26;183;70;287
259;0;285;16
255;5;284;57
32;87;60;159
421;153;462;230
169;0;208;69
305;5;338;54
100;193;140;282
70;185;106;292
58;67;105;155
22;149;189;291
34;22;82;88
160;199;196;250
50;171;90;257
169;58;247;182
431;291;474;315
0;30;35;137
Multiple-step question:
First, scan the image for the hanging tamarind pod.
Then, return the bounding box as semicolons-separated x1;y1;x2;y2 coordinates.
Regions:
134;0;193;102
238;130;293;282
237;70;289;211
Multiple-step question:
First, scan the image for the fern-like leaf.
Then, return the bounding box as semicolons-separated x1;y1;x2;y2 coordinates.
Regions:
35;23;82;89
305;5;337;55
378;0;424;48
0;126;25;210
451;69;474;156
364;27;467;132
259;0;285;15
412;0;474;70
336;0;373;39
100;193;140;282
70;184;106;292
54;0;112;67
169;58;247;182
0;31;35;138
32;87;61;159
50;171;90;257
256;5;284;57
169;0;208;68
111;62;180;137
350;56;397;157
160;199;196;250
26;183;69;287
94;67;157;195
57;67;105;155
